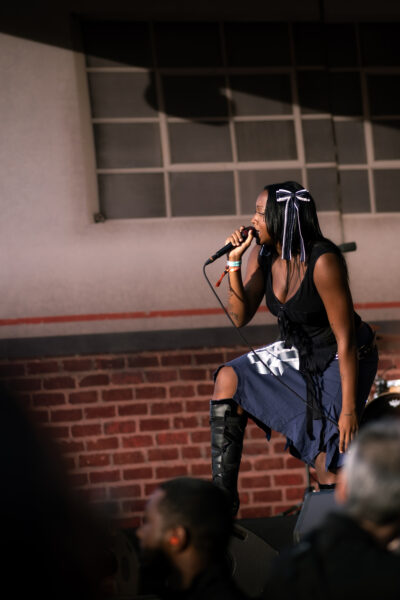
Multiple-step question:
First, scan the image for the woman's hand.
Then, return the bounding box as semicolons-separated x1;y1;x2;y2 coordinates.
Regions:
338;410;358;453
225;226;254;261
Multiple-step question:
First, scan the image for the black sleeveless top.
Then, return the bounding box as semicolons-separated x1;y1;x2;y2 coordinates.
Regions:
259;239;361;429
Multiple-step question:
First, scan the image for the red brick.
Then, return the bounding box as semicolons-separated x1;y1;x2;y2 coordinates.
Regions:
62;359;93;371
174;416;199;429
59;440;85;453
191;431;209;443
95;357;125;370
148;448;179;461
51;409;82;422
197;384;214;396
0;363;25;377
145;370;178;383
90;470;120;484
123;435;153;448
71;424;102;437
155;465;188;479
161;354;191;366
243;442;269;455
170;385;195;398
104;421;136;435
179;368;207;381
241;475;271;488
27;360;59;374
193;352;224;365
150;401;183;415
102;388;133;402
248;426;267;439
109;485;141;499
156;432;188;445
128;356;159;368
182;446;203;459
274;473;304;486
79;374;109;387
252;490;283;502
79;454;110;468
136;386;166;400
113;451;145;465
45;425;69;438
85;406;116;419
272;442;286;454
33;393;65;406
111;372;144;385
123;467;153;480
122;499;147;512
225;350;247;361
86;437;119;451
9;378;41;391
32;411;49;423
145;483;159;496
286;487;305;501
240;506;272;519
140;418;170;431
44;376;75;390
285;457;304;469
190;463;210;476
69;391;98;405
118;404;148;416
82;487;108;502
254;457;284;470
186;399;210;412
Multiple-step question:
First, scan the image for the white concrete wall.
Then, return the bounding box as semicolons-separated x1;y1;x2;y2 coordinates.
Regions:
0;32;399;341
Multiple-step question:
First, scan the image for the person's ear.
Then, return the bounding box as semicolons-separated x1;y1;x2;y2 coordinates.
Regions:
164;526;188;552
334;469;348;506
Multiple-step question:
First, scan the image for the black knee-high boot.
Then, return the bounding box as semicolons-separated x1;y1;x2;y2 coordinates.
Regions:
210;398;248;516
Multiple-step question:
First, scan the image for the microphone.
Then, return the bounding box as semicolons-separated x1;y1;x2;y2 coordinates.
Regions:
204;226;256;266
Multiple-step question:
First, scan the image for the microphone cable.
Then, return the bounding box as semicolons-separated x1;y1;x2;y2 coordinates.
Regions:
202;260;339;428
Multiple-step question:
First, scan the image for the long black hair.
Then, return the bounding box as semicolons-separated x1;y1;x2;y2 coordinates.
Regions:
264;180;325;261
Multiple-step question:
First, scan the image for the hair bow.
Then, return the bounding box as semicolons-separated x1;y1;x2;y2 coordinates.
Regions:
276;188;310;262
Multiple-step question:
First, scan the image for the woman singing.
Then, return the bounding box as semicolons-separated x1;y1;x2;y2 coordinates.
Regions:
210;181;378;515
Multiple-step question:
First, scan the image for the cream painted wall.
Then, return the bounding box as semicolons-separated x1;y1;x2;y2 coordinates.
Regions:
0;32;399;340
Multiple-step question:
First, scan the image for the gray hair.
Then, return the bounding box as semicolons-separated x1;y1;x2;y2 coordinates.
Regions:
343;419;400;525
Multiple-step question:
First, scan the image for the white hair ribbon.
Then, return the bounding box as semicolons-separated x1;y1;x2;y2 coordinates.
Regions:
276;188;310;262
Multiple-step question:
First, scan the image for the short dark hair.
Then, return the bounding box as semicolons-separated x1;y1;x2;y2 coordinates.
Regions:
263;180;324;260
158;477;233;560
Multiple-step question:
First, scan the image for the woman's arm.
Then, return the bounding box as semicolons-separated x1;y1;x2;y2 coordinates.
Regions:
223;228;266;327
313;252;358;453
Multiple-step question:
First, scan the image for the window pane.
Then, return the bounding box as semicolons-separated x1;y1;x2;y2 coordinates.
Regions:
298;71;330;115
224;22;291;67
82;21;152;68
374;170;400;212
340;170;370;213
360;24;400;66
334;121;367;164
154;22;222;67
88;72;157;118
372;121;400;160
169;122;232;164
230;75;292;116
302;120;335;163
93;124;162;168
294;23;358;67
162;76;228;118
368;75;400;116
330;73;362;116
98;174;165;218
238;170;303;214
170;172;235;216
307;168;339;211
235;121;297;161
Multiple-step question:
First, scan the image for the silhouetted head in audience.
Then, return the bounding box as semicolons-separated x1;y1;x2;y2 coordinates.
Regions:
336;418;400;547
136;477;233;592
0;385;112;600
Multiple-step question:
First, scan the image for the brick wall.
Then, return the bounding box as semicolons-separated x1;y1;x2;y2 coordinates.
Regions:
1;343;398;528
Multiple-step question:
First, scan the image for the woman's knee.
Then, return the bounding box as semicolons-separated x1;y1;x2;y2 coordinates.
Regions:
213;366;238;400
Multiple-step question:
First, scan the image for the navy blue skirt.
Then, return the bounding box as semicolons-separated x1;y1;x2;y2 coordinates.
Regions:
215;322;378;471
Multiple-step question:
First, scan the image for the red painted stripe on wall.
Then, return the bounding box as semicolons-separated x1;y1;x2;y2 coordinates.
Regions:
0;302;399;327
